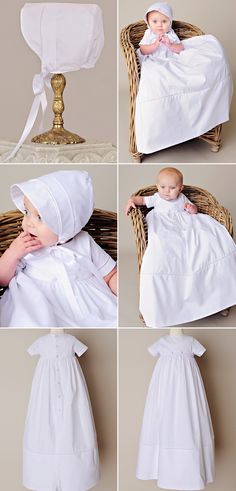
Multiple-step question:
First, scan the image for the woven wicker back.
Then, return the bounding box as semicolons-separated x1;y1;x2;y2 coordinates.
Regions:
130;185;233;272
0;208;117;296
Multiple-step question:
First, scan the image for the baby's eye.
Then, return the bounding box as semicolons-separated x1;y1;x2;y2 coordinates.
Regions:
37;214;42;221
23;208;29;215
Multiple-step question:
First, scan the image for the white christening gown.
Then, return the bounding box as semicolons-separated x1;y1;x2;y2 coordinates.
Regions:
136;335;214;490
140;192;236;327
23;333;99;491
135;29;233;154
0;231;117;328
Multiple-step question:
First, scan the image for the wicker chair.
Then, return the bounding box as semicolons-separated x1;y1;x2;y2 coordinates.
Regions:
120;20;222;163
0;208;117;297
129;184;233;322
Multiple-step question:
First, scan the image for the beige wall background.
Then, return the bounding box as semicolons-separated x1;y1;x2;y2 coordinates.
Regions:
119;329;236;491
0;328;117;491
0;164;117;213
0;0;117;145
119;164;236;327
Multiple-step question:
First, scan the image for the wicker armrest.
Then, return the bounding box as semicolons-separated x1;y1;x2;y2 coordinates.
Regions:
204;205;233;236
120;21;146;159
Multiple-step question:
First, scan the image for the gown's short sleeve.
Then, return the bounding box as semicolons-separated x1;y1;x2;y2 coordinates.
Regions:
73;338;88;357
144;193;158;209
192;338;206;357
89;234;116;277
27;338;42;356
168;29;181;44
148;338;162;357
139;29;152;46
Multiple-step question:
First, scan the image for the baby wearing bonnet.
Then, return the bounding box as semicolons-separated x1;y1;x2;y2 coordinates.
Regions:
135;2;232;155
0;170;117;327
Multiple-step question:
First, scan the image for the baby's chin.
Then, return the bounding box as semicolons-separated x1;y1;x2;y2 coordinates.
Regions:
160;195;178;201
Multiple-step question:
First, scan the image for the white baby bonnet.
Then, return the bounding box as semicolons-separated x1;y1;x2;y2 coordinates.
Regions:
145;2;173;25
7;3;104;160
10;170;94;244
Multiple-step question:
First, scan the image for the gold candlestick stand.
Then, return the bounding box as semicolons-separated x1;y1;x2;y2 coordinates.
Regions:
31;73;85;145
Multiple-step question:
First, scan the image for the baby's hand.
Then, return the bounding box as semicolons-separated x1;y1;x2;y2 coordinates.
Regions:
184;203;198;214
125;198;137;216
153;36;161;49
169;43;184;54
160;34;170;45
9;231;43;260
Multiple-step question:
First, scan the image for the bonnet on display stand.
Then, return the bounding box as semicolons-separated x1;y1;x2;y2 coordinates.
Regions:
6;2;104;160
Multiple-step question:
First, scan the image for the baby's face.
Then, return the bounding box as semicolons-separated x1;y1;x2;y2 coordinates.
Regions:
157;174;183;201
147;10;171;35
22;196;58;247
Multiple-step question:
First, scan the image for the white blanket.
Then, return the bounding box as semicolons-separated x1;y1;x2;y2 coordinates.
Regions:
140;193;236;327
135;34;233;154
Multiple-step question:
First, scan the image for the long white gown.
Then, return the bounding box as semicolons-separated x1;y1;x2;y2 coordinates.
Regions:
136;335;214;490
135;29;233;154
23;333;99;491
140;193;236;327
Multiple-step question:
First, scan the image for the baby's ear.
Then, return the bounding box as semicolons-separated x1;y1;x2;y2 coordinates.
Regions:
181;184;184;191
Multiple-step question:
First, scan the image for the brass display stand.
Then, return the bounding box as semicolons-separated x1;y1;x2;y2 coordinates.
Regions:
31;74;85;145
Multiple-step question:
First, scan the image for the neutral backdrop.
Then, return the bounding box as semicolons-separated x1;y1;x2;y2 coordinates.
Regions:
0;328;117;491
119;328;236;491
0;164;117;213
0;0;117;146
119;164;236;327
119;0;236;162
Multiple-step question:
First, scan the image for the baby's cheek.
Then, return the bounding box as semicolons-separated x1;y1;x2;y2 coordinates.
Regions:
22;217;27;231
165;22;171;32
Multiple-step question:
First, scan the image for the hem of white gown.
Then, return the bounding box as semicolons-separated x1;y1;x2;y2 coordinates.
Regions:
136;113;229;154
136;477;214;490
22;480;99;491
140;296;235;327
23;448;100;491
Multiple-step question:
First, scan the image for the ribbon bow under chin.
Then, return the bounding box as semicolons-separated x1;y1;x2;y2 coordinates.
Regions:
5;71;51;161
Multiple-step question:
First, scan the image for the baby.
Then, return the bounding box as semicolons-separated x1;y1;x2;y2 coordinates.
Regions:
134;3;232;155
138;2;184;58
126;167;197;215
0;170;117;328
125;167;236;327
